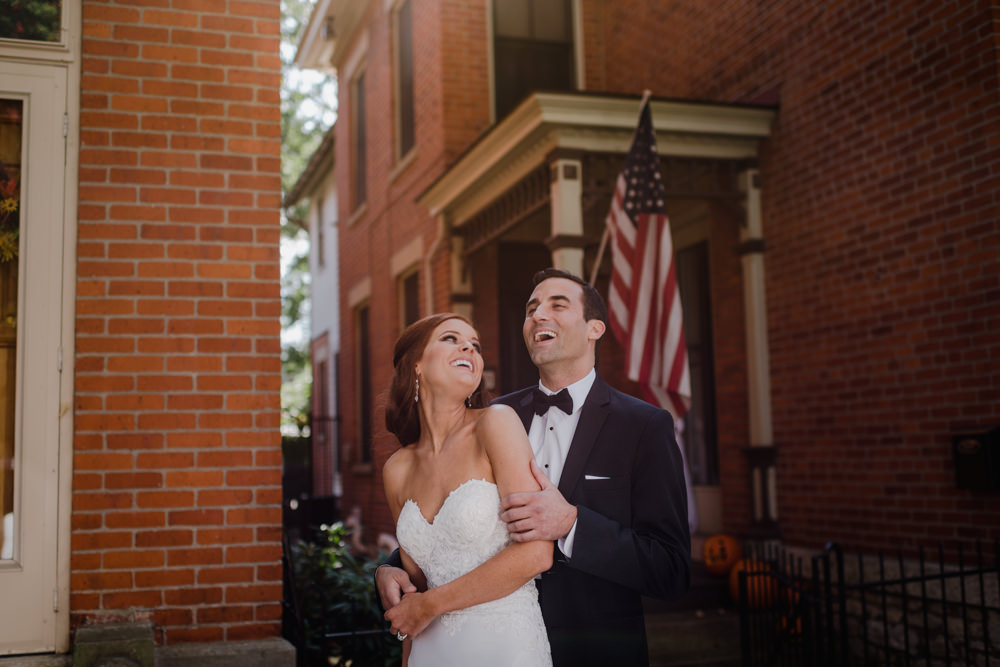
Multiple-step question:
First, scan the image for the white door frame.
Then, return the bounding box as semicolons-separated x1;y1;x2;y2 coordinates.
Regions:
0;57;77;656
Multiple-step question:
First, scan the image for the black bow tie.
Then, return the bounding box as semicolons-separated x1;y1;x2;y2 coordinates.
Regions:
532;388;573;416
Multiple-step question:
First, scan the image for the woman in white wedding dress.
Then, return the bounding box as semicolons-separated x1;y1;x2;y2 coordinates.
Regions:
382;313;553;667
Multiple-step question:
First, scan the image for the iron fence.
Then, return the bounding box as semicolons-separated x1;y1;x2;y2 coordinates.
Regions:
739;540;999;666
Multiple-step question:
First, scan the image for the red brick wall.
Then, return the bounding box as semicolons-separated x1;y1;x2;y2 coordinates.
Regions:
74;0;283;643
337;0;1000;554
601;0;1000;551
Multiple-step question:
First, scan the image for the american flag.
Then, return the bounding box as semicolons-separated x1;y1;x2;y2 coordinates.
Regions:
606;99;691;418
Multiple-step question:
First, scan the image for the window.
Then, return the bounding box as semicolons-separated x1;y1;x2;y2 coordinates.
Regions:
351;71;366;209
313;359;331;494
316;196;325;268
493;0;574;119
356;305;372;464
394;0;415;159
399;270;419;328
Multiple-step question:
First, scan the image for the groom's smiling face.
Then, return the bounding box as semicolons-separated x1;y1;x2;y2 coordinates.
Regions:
523;277;602;378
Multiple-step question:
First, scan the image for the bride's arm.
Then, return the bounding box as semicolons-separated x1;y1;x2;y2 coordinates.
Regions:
385;405;553;637
383;452;428;593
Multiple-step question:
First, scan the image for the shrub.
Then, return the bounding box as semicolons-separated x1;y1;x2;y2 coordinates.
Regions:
288;523;401;666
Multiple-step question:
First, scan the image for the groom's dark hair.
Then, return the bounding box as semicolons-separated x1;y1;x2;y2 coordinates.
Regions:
531;268;608;364
532;268;609;327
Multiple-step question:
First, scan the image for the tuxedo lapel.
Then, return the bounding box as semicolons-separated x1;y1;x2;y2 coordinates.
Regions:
514;389;535;433
557;376;611;500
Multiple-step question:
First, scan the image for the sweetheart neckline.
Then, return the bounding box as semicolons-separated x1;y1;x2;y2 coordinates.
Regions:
402;478;497;527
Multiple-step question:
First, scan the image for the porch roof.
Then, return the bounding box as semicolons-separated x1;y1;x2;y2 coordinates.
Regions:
418;92;776;228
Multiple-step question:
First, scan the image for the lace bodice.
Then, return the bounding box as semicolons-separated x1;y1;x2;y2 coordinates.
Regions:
396;479;551;665
397;478;511;588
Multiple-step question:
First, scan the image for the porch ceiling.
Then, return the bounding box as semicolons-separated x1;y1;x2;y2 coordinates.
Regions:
418;92;776;229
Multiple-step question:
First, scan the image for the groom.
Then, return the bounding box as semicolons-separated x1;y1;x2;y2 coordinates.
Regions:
378;268;691;666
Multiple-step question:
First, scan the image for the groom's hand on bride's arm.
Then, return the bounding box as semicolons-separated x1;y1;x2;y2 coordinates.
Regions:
376;564;417;609
500;460;577;543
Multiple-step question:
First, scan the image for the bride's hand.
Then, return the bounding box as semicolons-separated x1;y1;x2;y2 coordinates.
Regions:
385;590;437;638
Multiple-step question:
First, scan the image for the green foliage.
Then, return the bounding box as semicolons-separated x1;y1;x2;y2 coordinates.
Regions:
289;524;402;666
280;0;337;195
279;0;336;434
0;0;60;42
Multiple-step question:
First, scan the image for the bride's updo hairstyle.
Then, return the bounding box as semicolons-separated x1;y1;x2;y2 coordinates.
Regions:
385;313;489;446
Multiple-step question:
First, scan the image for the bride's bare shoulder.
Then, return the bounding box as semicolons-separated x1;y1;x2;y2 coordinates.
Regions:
383;447;415;485
474;404;523;439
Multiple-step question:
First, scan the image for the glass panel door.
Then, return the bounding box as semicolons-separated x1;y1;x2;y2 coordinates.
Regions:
0;59;67;655
0;99;20;562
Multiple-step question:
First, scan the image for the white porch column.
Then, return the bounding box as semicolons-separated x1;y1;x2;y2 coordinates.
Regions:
547;158;586;277
740;169;779;532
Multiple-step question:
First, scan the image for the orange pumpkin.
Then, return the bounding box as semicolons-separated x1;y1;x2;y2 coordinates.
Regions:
702;534;742;575
728;558;778;609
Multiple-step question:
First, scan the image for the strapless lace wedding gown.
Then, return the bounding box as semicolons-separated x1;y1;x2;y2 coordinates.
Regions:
396;478;552;667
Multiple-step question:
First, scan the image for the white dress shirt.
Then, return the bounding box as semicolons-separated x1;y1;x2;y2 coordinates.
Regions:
527;368;596;559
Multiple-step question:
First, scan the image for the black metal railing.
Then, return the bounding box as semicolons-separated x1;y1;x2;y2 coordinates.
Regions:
738;540;999;666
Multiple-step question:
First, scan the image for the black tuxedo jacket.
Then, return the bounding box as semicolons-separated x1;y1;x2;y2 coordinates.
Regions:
496;375;690;666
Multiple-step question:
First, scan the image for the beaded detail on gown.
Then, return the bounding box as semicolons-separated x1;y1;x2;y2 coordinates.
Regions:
396;478;551;667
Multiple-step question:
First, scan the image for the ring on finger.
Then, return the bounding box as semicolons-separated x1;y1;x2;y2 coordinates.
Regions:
396;631;407;641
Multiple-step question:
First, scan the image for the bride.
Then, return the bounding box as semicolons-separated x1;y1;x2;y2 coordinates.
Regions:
382;313;553;666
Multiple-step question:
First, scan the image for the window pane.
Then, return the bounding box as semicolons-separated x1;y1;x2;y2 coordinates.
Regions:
316;196;325;267
352;73;366;208
357;307;372;463
397;0;415;157
0;99;22;560
495;0;531;38
532;0;569;42
494;38;573;118
401;272;419;327
0;1;61;42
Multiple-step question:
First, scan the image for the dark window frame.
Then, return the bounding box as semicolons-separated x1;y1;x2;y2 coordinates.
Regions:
492;0;575;119
351;70;367;210
356;304;372;464
399;269;420;328
395;0;415;159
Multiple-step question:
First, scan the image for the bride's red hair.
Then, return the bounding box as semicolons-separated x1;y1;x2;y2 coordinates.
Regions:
384;313;489;446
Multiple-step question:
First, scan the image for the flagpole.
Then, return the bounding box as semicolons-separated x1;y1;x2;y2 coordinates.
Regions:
588;90;653;286
589;225;610;286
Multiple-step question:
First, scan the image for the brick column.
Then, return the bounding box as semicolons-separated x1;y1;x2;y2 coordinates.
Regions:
74;0;283;644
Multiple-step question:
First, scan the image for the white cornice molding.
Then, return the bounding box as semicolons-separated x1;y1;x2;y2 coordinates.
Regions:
418;92;776;227
295;0;370;71
294;0;335;70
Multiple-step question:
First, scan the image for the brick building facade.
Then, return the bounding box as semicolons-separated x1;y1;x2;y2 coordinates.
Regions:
1;0;288;659
297;0;999;563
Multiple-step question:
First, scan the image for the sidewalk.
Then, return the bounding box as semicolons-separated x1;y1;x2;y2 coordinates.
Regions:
645;608;741;667
643;560;741;667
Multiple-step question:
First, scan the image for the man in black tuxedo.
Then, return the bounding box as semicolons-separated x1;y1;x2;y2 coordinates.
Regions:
378;268;690;666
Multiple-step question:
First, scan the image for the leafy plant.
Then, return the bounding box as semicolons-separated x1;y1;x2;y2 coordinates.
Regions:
288;523;401;666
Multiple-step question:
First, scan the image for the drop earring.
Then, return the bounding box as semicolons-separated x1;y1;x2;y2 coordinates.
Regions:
465;394;473;408
414;375;420;403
